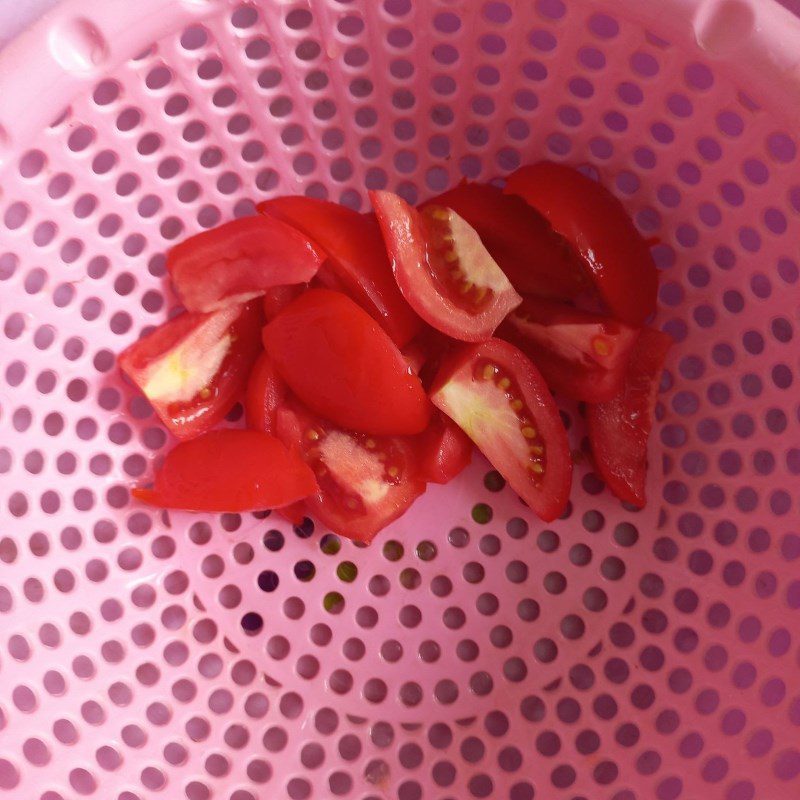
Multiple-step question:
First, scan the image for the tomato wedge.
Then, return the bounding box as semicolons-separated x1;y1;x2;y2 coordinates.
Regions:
119;301;262;439
263;289;430;436
276;403;426;544
371;190;522;342
498;296;640;402
258;196;422;347
244;351;287;435
504;162;658;326
166;216;323;313
413;410;473;485
421;181;586;300
133;429;316;512
587;327;672;507
262;284;305;321
431;339;572;521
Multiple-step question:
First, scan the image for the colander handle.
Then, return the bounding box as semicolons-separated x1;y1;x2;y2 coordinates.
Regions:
1;0;800;164
626;0;800;114
0;0;213;167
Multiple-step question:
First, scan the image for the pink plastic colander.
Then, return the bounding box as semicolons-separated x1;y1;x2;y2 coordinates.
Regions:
1;0;799;798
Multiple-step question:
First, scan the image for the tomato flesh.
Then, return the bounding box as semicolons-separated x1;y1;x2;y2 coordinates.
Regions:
263;288;430;436
166;215;323;313
504;162;658;326
133;429;317;512
499;296;640;402
422;181;586;300
587;327;672;507
119;301;262;439
258;196;422;346
431;339;571;521
413;410;473;484
262;284;305;320
276;403;426;543
244;351;287;435
371;190;522;342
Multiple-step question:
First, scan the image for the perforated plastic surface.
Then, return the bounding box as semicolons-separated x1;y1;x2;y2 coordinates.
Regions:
1;0;799;798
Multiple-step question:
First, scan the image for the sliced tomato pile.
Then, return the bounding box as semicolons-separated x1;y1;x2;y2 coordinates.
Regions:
119;161;668;537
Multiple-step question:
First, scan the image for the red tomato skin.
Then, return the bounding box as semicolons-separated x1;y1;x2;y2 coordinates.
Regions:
504;162;659;326
421;181;586;300
431;338;572;522
371;190;523;342
278;503;307;526
133;429;317;512
119;301;263;440
587;327;672;507
498;295;640;402
258;196;422;346
276;404;426;544
167;215;323;313
263;289;431;436
413;410;473;484
244;351;287;435
262;284;305;320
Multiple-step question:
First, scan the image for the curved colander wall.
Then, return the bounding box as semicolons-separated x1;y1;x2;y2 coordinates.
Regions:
0;0;799;798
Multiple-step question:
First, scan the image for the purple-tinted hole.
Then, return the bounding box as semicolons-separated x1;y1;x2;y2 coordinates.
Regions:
767;132;797;163
694;689;719;716
550;764;576;789
720;181;745;206
756;570;778;598
636;750;661;774
761;677;786;707
739;226;762;252
766;408;788;435
698;484;724;508
698;202;721;227
773;750;800;781
698;136;722;162
747;727;774;757
667;92;692;117
651;122;674;144
771;364;793;389
705;644;728;672
656;709;680;734
631;51;659;77
723;560;746;586
732;661;758;689
702;755;729;783
765;207;788;235
680;732;704;758
674;627;699;653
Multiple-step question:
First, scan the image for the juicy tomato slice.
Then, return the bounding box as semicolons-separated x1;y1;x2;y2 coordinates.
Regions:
244;351;288;435
258;196;422;347
119;301;263;439
421;181;586;300
133;429;316;512
262;284;305;321
263;288;431;436
504;162;658;326
431;338;572;521
371;190;523;342
276;403;426;544
402;327;452;391
498;296;640;402
166;215;323;313
587;327;672;508
413;410;473;485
